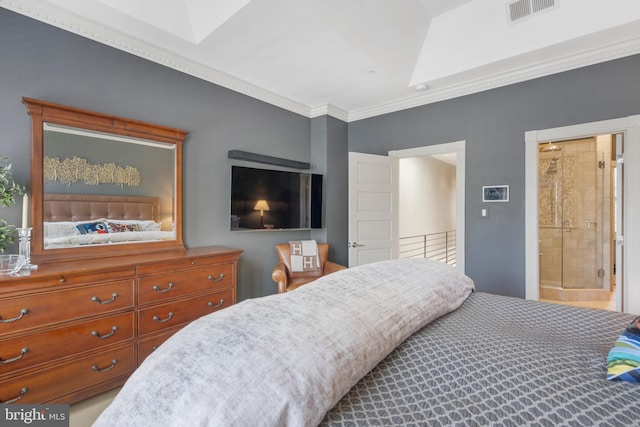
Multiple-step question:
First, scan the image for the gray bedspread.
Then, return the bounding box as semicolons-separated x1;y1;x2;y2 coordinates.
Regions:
321;292;640;427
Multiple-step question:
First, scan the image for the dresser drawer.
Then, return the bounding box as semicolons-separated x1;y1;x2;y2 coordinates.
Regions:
0;344;134;404
0;280;134;337
138;263;233;305
138;255;233;276
138;290;233;336
0;312;134;377
21;268;136;289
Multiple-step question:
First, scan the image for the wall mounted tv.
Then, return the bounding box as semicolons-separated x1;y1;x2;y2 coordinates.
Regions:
230;165;322;230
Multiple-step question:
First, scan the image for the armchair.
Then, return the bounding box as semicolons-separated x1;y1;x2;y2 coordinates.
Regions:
272;242;346;293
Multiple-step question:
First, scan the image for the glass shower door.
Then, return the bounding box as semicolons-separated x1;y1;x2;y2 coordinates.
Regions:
539;137;607;291
560;138;604;290
538;146;564;288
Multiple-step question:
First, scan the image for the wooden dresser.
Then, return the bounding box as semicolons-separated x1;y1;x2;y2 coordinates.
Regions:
0;246;241;405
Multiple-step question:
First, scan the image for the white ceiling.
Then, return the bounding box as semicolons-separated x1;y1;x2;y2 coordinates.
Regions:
3;0;640;121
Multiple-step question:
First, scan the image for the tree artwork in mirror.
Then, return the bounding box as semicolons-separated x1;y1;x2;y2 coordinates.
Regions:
23;98;187;263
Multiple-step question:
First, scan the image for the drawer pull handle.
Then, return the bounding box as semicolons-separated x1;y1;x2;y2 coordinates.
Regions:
153;312;174;323
1;308;29;323
208;299;225;309
92;326;119;339
92;359;118;373
91;293;119;304
152;345;159;351
208;273;225;282
1;347;29;365
152;282;174;293
1;387;29;404
59;276;66;284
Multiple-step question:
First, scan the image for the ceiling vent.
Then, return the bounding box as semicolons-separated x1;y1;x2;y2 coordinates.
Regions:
507;0;556;23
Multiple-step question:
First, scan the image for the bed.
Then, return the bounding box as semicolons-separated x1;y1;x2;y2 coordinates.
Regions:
92;259;640;427
43;193;175;248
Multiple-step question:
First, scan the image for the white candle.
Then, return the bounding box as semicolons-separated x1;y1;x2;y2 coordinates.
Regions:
21;194;28;229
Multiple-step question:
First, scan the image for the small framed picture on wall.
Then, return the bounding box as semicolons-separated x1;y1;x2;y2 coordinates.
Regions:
482;185;509;202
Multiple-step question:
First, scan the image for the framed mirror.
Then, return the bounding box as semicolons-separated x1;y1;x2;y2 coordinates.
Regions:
23;97;187;263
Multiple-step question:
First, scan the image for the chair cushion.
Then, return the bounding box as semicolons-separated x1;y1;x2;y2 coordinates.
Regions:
287;277;318;291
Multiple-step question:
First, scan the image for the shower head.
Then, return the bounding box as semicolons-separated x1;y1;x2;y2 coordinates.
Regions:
546;159;558;175
539;144;561;153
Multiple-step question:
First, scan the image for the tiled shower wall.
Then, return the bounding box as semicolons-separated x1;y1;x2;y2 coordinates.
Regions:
538;136;612;290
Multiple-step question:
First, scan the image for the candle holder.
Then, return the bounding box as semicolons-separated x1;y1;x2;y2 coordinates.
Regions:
16;227;37;270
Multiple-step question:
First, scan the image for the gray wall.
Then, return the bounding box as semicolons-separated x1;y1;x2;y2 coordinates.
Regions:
310;116;349;265
0;9;329;300
325;116;349;264
348;54;640;297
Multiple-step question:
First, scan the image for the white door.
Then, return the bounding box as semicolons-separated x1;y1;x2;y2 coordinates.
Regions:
348;152;398;267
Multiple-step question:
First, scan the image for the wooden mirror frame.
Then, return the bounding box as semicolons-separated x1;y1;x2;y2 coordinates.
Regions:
23;97;187;263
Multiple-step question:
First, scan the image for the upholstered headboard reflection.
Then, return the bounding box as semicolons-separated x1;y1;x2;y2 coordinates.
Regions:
44;194;160;222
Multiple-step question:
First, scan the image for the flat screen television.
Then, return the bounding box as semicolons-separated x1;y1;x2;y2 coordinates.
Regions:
230;165;322;230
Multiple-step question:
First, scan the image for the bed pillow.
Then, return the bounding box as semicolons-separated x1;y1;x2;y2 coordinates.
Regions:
139;221;161;232
45;219;111;238
93;259;475;427
108;222;139;233
44;221;81;238
606;316;640;383
76;220;110;235
105;219;161;232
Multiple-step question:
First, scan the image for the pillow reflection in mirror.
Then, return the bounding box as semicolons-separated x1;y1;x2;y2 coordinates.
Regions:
108;222;139;233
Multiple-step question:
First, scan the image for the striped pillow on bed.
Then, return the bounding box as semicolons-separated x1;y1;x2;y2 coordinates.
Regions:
607;316;640;383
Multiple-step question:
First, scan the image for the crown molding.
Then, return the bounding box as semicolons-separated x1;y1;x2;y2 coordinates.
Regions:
347;34;640;122
326;105;349;123
0;0;313;118
310;104;349;122
4;0;640;123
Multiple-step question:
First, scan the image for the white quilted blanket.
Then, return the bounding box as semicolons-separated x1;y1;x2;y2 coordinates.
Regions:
93;259;474;427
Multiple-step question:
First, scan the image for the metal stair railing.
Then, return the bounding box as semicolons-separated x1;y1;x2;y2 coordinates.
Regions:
399;230;456;267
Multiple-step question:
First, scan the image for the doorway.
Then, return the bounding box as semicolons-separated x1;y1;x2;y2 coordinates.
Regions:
347;141;466;272
525;115;640;314
389;140;466;273
537;136;615;310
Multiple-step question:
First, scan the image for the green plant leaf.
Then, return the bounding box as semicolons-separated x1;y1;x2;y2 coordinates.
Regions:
0;155;25;251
